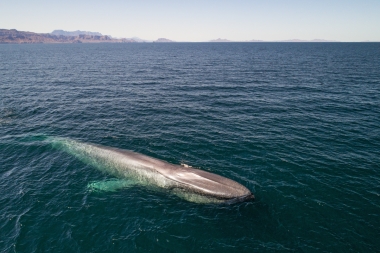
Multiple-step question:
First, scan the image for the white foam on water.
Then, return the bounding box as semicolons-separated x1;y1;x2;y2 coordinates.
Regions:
87;179;136;192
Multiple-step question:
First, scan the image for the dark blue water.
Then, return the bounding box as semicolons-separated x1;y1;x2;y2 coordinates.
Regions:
1;43;379;252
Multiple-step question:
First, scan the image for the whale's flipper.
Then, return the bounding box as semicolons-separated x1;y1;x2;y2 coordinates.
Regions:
87;179;137;192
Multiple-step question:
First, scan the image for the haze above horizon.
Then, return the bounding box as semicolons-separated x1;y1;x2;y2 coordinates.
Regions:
1;0;379;42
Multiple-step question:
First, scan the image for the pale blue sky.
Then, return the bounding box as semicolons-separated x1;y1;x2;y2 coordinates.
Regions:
1;0;379;41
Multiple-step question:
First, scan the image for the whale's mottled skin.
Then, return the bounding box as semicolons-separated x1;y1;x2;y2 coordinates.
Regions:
50;137;254;203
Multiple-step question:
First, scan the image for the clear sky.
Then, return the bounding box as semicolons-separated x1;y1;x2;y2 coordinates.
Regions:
1;0;379;42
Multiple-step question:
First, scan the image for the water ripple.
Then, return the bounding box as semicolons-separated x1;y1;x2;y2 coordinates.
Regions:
0;43;379;252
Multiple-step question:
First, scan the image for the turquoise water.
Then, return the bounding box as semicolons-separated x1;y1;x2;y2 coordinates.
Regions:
0;43;379;252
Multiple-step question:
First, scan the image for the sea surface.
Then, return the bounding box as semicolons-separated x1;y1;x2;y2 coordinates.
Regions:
0;42;379;252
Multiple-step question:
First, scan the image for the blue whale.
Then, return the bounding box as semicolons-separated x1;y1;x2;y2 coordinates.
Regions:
49;137;254;204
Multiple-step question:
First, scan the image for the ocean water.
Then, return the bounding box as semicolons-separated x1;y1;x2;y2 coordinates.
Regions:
0;42;379;252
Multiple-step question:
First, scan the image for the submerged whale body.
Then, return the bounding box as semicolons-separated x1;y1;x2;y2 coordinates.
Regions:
49;137;254;204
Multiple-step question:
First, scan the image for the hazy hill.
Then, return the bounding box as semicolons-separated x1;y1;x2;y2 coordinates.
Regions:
130;37;152;42
154;38;175;42
209;38;232;42
277;39;340;42
248;39;264;42
209;38;338;42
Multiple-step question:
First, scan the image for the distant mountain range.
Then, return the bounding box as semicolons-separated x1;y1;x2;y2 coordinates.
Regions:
0;29;178;44
51;30;103;36
209;38;339;42
0;29;137;44
2;29;374;44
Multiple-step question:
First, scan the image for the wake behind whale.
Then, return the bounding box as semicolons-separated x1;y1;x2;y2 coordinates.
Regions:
49;137;254;204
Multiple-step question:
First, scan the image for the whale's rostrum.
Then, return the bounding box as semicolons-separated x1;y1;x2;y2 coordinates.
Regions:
49;137;254;204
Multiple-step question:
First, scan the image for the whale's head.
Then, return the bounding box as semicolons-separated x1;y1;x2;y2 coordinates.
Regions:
165;166;254;204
